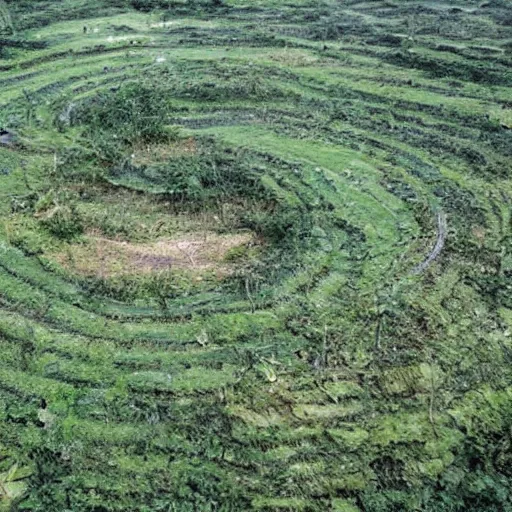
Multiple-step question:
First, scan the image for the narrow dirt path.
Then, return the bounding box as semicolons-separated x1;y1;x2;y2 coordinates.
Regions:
411;211;447;275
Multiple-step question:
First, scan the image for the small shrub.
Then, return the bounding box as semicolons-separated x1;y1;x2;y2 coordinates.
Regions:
73;81;180;159
38;204;83;240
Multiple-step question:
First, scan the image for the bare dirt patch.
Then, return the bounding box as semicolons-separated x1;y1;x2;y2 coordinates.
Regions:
51;230;254;278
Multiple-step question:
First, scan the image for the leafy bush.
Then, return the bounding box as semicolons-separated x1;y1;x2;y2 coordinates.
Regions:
37;204;83;240
74;82;178;150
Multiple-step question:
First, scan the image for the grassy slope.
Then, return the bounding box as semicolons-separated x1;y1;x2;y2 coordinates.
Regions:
0;0;511;511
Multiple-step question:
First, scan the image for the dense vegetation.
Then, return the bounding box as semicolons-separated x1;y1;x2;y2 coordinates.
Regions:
0;0;511;510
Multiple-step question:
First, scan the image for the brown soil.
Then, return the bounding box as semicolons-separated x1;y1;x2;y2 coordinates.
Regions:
51;230;253;278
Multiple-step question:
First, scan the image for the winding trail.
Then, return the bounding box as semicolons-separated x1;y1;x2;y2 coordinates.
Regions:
412;211;447;274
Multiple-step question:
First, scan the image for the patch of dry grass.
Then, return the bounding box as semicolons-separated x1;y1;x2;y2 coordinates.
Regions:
269;49;320;67
50;230;254;278
130;137;197;166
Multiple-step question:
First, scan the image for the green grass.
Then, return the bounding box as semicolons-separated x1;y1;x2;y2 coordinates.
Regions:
0;0;511;511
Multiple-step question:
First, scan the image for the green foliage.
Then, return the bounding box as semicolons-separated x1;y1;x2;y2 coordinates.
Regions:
107;142;268;203
0;0;511;511
37;204;84;241
73;82;179;159
129;0;226;11
0;0;15;35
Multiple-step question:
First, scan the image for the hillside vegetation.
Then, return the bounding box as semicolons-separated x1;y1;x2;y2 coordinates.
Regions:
0;0;511;510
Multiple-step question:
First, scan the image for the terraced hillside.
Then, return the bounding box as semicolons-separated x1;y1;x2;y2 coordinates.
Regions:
0;0;511;510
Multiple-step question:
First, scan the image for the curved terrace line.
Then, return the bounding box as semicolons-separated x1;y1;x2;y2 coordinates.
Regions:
412;210;447;275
